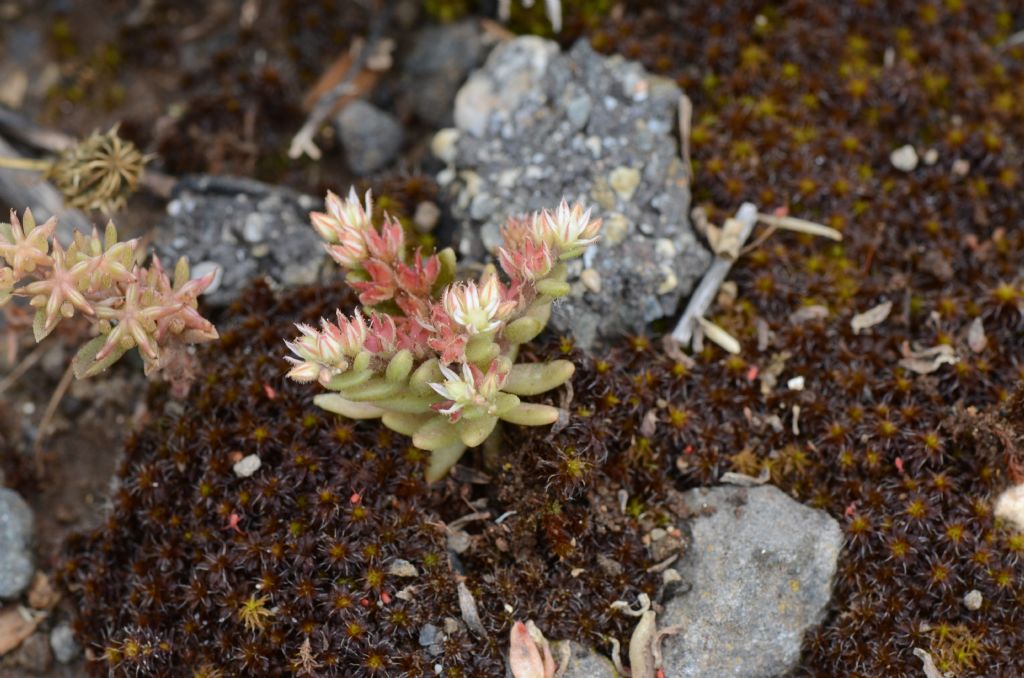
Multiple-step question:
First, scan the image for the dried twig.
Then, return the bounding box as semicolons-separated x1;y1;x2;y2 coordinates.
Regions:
34;359;75;474
671;202;758;346
288;0;390;160
0;108;76;153
0;340;49;395
678;94;693;180
755;213;843;241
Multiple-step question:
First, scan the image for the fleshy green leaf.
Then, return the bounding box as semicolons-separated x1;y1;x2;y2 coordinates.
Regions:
536;279;571;298
73;334;128;379
173;256;190;289
503;317;543;345
434;247;457;292
499;402;560;426
457;415;497;447
502;360;575;396
425;441;468;482
339;377;402;402
323;369;372;391
373;393;440;414
465;335;499;364
524;299;552;326
352;350;372;373
32;308;49;343
381;411;433;436
412;415;462;451
385;349;413;383
493;392;520;415
104;221;117;250
313;393;384;419
409;358;443;396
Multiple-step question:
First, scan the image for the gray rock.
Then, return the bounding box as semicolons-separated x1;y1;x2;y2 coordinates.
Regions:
155;175;325;306
561;641;619;678
50;623;80;664
0;487;34;600
402;20;489;127
662;485;842;678
442;37;710;348
11;632;51;673
335;100;404;176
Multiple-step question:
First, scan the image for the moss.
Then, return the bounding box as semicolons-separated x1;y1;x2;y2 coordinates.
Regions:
60;279;674;676
588;1;1024;673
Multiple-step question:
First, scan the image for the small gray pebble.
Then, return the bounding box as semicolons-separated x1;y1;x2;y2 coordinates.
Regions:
963;589;983;611
0;487;34;600
50;623;81;663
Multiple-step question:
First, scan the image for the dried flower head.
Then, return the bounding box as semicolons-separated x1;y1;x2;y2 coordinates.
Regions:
46;125;149;214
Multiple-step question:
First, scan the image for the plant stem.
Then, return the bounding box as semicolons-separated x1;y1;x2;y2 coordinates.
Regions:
0;340;49;395
0;156;52;172
34;359;75;476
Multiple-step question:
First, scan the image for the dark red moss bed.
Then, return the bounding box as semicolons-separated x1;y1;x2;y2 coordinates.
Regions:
60;281;672;676
59;1;1024;676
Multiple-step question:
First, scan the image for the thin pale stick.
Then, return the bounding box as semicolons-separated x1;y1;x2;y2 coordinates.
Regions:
671;202;758;346
0;340;49;395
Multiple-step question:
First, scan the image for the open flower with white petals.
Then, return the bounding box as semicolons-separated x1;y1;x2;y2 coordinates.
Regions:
428;361;508;421
536;200;601;257
443;277;506;335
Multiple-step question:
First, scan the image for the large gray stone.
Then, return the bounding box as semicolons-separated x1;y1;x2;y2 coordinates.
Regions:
335;100;404;176
401;20;490;127
439;37;710;348
661;485;842;678
155;175;325;306
0;487;34;600
50;622;81;664
561;641;619;678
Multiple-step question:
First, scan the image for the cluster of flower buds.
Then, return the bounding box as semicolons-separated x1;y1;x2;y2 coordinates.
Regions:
286;188;601;481
0;209;218;383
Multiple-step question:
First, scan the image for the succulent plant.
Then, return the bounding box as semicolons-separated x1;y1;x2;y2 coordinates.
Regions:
0;208;218;388
287;188;601;480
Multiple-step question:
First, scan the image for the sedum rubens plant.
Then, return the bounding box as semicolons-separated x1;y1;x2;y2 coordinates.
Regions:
0;209;218;388
286;188;601;481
